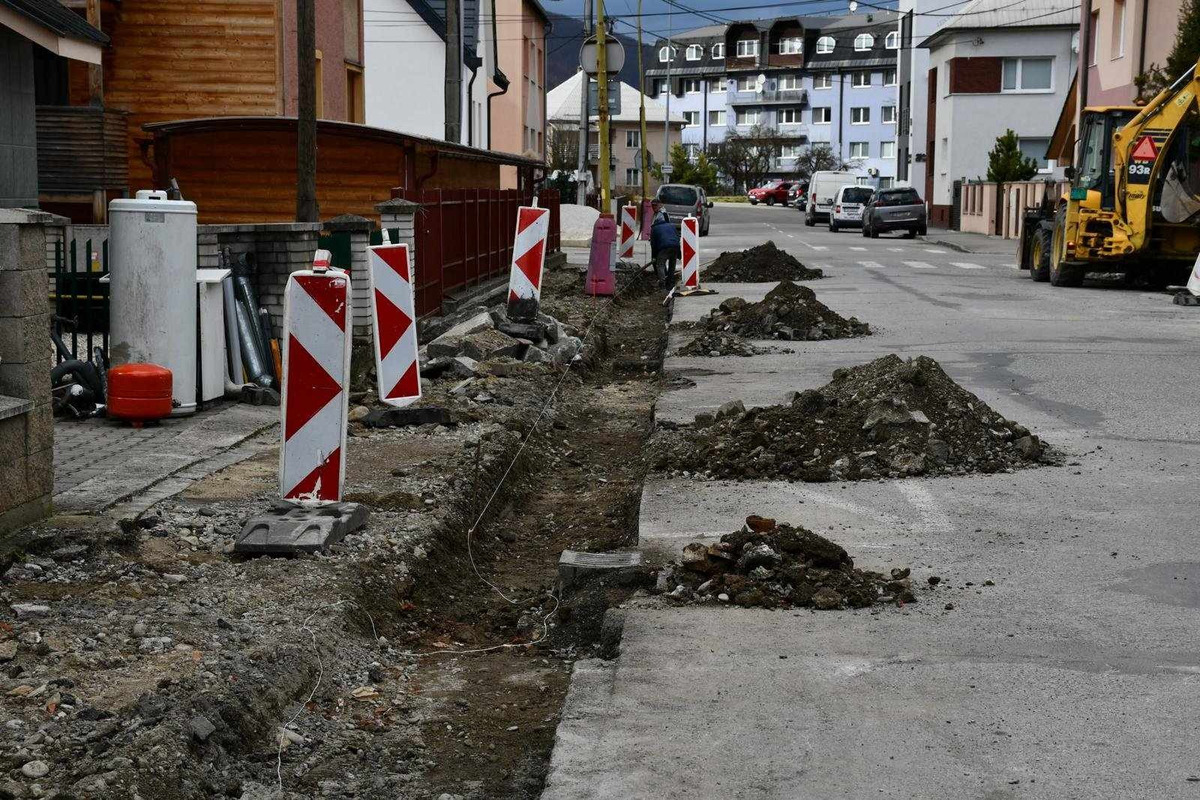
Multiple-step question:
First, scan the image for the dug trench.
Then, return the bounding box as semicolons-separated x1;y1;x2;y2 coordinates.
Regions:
0;267;666;799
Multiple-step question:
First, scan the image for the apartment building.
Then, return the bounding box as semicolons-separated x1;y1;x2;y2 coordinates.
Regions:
644;11;900;184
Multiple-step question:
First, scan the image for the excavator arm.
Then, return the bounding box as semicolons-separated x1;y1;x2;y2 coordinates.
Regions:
1111;60;1200;253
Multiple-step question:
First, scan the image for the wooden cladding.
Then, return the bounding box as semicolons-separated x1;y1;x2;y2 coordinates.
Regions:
35;106;129;192
948;57;1002;94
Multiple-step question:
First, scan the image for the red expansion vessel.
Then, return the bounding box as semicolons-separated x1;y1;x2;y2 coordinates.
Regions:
107;363;174;425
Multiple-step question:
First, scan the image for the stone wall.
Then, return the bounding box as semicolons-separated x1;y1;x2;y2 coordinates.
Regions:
0;210;63;533
197;222;321;336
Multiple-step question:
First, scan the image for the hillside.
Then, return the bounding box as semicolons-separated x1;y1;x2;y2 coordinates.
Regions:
546;12;656;91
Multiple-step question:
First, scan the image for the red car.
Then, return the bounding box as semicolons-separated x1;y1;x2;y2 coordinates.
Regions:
747;180;794;206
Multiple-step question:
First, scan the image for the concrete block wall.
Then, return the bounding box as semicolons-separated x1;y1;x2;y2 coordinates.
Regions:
197;222;321;337
0;209;63;534
323;215;373;341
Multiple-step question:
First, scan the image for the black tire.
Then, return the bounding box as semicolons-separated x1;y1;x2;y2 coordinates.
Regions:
861;223;870;238
918;226;927;236
1029;227;1051;282
829;220;838;233
805;213;815;227
700;222;709;237
902;229;915;239
749;199;758;205
766;197;775;206
871;225;881;239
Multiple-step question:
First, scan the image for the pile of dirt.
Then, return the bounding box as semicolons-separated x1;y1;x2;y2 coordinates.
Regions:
676;331;767;358
704;241;824;282
700;280;870;341
653;515;915;609
655;354;1051;481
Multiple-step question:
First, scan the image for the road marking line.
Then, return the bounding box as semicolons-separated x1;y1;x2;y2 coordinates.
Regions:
849;246;867;251
1005;263;1019;269
924;248;947;254
895;483;954;534
887;247;904;252
787;234;795;238
859;261;885;269
904;261;936;270
952;261;986;270
811;245;828;251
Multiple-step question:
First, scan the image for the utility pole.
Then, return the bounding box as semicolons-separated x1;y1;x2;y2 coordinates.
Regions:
575;0;592;205
663;3;672;169
446;0;462;143
637;0;649;202
595;0;611;214
296;0;319;222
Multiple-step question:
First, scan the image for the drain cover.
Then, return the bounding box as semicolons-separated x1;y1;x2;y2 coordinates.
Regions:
558;550;644;587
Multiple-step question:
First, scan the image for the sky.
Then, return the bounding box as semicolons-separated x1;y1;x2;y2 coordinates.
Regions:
545;0;897;43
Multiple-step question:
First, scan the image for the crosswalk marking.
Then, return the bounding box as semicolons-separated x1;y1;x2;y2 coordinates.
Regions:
1005;263;1019;270
811;245;828;251
924;248;946;254
952;262;985;270
904;261;936;270
859;261;885;269
887;247;904;252
849;246;867;251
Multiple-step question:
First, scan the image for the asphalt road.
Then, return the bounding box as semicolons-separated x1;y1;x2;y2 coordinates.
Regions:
542;204;1200;799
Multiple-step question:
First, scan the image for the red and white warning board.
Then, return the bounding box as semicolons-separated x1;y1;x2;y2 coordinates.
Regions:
369;243;421;407
681;215;701;290
618;204;637;259
1131;135;1159;162
280;269;351;504
508;205;550;309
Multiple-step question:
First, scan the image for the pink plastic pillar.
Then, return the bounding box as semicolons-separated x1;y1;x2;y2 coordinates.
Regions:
639;199;654;240
586;213;616;296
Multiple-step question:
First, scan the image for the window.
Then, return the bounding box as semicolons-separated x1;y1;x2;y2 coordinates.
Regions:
1112;0;1126;58
735;108;759;126
878;177;894;189
1002;57;1053;92
885;30;900;50
779;144;801;159
1088;10;1099;65
652;79;667;95
625;168;640;185
709;109;726;126
625;130;640;148
710;79;724;93
684;144;701;163
658;46;677;62
778;74;802;91
854;33;874;51
851;107;870;124
779;107;802;125
682;110;700;127
736;39;759;58
881;105;896;124
683;78;701;93
851;71;871;88
314;50;324;117
686;44;703;61
1018;136;1051;170
884;69;897;86
735;75;756;92
813;73;832;89
346;65;364;123
816;36;835;54
880;141;896;159
778;37;803;55
812;107;831;124
849;141;869;158
712;43;725;59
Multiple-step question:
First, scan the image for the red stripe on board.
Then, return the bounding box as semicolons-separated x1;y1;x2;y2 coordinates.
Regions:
284;334;342;440
375;245;410;283
294;274;347;331
386;360;420;401
517;206;547;235
284;446;341;501
374;288;412;359
513;239;545;291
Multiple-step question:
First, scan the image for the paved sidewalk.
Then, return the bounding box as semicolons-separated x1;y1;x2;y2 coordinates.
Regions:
921;227;1018;255
53;402;277;514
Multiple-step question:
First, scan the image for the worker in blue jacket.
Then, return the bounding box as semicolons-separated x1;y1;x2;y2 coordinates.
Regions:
649;201;681;289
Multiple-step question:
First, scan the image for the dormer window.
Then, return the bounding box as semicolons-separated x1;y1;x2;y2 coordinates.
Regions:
712;42;725;59
658;45;678;62
815;36;835;54
736;39;758;59
885;30;900;49
686;44;703;61
854;33;874;51
777;36;803;55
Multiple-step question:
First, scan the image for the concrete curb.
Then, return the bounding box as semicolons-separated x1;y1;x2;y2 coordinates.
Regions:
922;237;973;254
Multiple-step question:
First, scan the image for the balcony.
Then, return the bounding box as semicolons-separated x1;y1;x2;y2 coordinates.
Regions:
587;144;618;168
728;88;808;106
36;106;129;209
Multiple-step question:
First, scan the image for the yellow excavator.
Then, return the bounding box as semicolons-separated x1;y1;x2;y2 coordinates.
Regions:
1020;59;1200;287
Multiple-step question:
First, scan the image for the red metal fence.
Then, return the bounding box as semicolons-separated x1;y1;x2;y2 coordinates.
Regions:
392;188;561;318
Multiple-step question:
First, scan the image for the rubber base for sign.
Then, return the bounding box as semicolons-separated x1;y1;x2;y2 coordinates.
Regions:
1172;292;1200;306
558;549;644;589
234;501;368;554
675;287;718;297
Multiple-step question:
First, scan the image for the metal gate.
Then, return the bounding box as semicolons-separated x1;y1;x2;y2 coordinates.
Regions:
49;237;109;364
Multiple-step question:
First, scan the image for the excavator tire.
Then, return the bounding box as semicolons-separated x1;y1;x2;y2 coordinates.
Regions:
1049;257;1085;287
1029;227;1051;282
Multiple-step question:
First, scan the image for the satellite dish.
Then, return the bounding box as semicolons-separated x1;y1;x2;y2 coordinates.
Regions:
849;1;858;11
755;73;766;93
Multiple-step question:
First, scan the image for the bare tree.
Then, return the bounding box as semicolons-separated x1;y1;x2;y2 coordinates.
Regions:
548;126;580;172
793;143;846;182
708;125;781;193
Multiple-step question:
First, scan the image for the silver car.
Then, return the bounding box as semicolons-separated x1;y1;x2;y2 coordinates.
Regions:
654;184;712;236
828;185;874;232
862;187;928;238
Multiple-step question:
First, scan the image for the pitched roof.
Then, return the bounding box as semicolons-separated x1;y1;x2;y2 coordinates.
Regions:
546;71;685;124
922;0;1077;47
0;0;108;44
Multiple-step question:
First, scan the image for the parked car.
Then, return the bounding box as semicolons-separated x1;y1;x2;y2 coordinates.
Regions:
747;180;794;206
828;185;875;232
786;182;809;209
654;184;712;236
862;187;928;238
805;171;861;225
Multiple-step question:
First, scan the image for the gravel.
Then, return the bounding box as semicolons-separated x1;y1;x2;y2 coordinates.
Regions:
703;241;825;282
698;281;870;341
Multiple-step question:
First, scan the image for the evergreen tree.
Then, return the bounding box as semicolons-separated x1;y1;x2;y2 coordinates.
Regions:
652;143;719;193
1136;0;1200;98
986;129;1038;183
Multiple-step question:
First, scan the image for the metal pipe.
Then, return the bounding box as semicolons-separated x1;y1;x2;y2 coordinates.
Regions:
235;300;272;388
221;275;244;384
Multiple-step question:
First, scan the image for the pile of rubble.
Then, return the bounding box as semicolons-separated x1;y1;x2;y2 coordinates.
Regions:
656;354;1051;481
700;281;870;341
654;515;913;609
704;241;824;282
418;303;585;384
675;331;767;358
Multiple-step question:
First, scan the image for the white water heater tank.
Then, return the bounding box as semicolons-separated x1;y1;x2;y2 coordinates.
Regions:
108;190;198;416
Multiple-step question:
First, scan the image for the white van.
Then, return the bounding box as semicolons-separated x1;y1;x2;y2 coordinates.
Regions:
804;171;861;226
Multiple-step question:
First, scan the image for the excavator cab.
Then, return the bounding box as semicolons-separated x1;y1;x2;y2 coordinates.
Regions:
1071;108;1138;212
